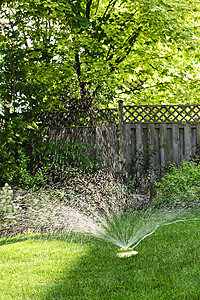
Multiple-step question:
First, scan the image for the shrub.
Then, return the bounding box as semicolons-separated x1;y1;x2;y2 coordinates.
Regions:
0;114;29;186
0;112;45;188
153;161;200;208
0;108;101;189
26;140;102;188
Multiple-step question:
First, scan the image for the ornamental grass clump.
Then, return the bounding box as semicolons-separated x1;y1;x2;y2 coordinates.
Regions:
0;183;22;234
0;183;64;237
0;170;132;238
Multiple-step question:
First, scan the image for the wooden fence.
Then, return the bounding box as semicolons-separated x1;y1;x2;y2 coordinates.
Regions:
44;102;200;196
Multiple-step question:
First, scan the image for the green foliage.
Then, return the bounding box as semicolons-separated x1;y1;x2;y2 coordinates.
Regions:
0;112;40;187
0;0;199;111
29;141;102;187
46;141;101;172
0;104;102;189
153;161;200;208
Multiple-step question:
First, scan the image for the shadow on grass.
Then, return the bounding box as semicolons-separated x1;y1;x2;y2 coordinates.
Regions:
38;237;141;300
1;232;142;299
3;232;144;299
0;233;45;246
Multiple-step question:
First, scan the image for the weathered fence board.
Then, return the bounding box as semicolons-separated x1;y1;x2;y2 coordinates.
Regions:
197;124;200;145
121;122;200;194
160;124;168;171
135;124;143;173
47;122;200;194
172;124;179;164
184;124;192;161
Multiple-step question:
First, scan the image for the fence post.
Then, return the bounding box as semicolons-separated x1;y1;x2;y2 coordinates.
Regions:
118;100;125;177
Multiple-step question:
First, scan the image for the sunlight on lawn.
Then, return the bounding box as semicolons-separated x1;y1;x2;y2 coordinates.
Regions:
0;235;89;299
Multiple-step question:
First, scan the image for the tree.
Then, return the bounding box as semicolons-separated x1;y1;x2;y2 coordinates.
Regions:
0;0;199;112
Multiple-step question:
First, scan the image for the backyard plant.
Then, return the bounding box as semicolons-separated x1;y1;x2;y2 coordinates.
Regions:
0;183;22;235
34;141;102;186
0;108;49;188
153;161;200;208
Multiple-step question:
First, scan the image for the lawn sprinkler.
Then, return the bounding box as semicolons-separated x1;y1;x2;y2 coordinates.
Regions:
116;248;138;258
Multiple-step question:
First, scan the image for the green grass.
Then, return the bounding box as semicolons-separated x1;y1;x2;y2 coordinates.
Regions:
1;213;200;299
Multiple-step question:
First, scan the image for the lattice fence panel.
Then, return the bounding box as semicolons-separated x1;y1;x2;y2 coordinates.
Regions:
123;105;200;123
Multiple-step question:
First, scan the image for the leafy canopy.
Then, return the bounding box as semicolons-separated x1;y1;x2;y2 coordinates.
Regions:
0;0;199;111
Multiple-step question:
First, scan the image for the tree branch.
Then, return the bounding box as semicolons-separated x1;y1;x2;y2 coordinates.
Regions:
20;24;29;48
109;26;142;71
92;26;143;100
118;80;172;94
75;51;81;82
103;0;117;19
92;0;100;18
86;0;93;19
74;50;93;108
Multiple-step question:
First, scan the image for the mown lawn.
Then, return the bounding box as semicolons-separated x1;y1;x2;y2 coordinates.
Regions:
0;213;200;299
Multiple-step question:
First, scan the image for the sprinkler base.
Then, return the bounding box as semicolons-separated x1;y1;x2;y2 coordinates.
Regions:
116;248;138;258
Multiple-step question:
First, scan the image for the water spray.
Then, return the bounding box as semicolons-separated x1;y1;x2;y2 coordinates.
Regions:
116;218;200;258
